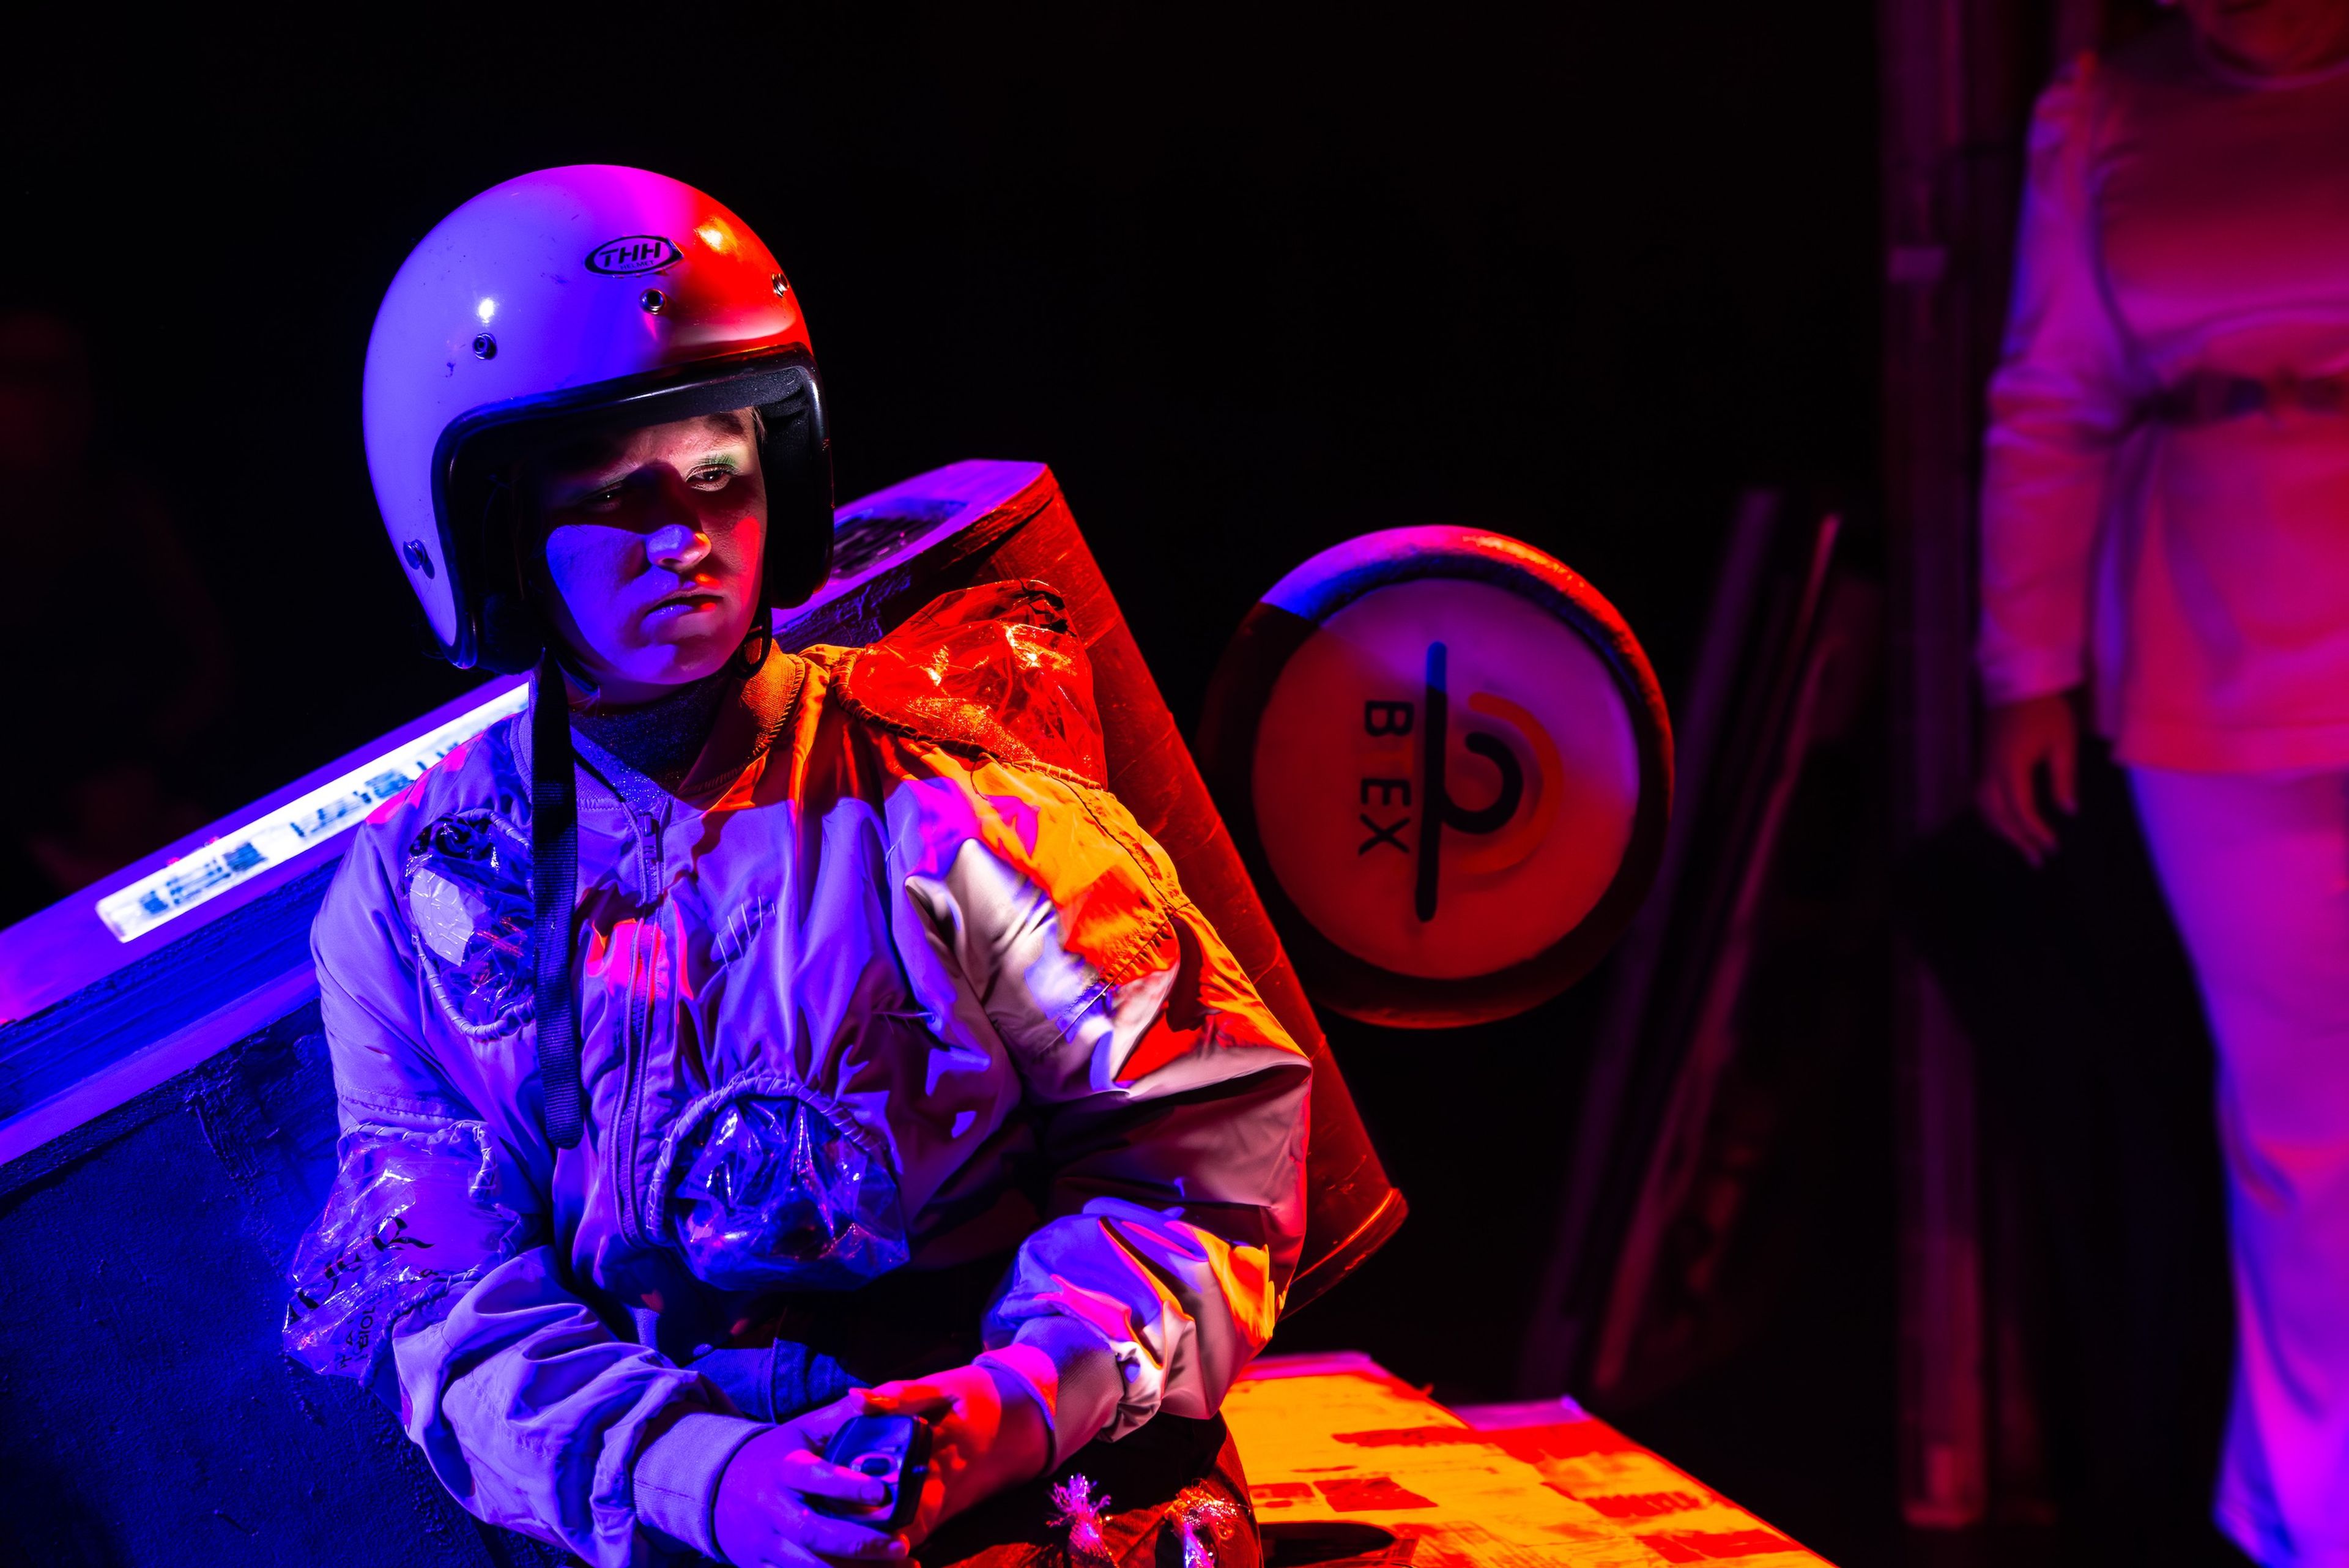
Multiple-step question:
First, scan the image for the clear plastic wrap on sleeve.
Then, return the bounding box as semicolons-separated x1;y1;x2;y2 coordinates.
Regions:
283;1119;524;1383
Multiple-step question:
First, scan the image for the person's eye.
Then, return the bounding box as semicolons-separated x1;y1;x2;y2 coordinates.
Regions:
688;465;735;489
582;485;626;511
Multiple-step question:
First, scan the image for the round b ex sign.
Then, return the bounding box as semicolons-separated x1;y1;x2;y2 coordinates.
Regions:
1200;527;1672;1028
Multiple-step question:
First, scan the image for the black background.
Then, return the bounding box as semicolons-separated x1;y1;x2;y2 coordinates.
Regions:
6;2;1886;1553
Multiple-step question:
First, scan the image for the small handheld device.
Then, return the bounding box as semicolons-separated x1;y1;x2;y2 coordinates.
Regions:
812;1413;932;1533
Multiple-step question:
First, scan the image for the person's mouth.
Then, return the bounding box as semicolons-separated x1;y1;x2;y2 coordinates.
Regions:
643;589;725;626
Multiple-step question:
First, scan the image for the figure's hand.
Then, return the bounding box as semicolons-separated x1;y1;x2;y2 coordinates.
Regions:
1977;691;2079;867
713;1393;910;1568
862;1362;1053;1545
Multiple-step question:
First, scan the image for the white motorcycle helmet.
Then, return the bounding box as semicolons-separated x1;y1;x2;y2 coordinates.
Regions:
362;167;837;1150
363;165;833;672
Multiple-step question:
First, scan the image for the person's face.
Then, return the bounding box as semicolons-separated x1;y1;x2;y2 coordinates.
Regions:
2178;0;2349;73
527;410;766;705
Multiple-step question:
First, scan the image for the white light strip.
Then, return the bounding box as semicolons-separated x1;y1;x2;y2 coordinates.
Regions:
96;685;532;943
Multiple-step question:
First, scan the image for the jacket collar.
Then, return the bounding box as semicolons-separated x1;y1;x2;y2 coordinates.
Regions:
674;647;807;801
511;646;809;813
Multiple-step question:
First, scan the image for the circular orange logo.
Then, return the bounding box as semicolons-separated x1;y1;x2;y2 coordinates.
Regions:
1203;528;1671;1027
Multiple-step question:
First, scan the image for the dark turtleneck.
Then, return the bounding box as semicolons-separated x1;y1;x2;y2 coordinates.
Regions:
571;668;733;792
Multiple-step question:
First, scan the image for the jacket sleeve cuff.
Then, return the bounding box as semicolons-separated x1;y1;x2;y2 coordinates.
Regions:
978;1317;1124;1466
633;1411;766;1559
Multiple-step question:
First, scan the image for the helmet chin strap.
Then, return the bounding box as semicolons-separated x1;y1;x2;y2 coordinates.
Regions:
529;617;768;1155
531;649;585;1151
738;607;775;677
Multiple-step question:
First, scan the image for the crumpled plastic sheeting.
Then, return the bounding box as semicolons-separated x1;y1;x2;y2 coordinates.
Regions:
844;581;1107;786
283;1120;523;1382
658;1077;909;1293
403;809;532;1038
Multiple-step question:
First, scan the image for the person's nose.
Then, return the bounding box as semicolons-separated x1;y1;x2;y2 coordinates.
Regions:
646;520;712;573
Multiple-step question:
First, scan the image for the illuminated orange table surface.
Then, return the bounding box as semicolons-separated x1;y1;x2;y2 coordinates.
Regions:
1224;1353;1831;1567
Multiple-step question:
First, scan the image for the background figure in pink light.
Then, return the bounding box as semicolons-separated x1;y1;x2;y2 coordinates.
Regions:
0;310;231;918
1977;0;2349;1560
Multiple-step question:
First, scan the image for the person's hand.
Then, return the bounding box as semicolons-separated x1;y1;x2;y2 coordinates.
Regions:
862;1362;1053;1545
713;1392;911;1568
1977;690;2079;866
